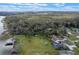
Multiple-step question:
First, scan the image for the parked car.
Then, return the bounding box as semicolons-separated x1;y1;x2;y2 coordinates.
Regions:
5;38;15;49
4;38;17;54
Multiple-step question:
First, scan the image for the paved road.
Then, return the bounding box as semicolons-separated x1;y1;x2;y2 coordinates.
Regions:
0;40;12;55
0;16;12;55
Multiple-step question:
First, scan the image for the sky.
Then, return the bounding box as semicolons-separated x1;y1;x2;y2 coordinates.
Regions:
0;3;79;12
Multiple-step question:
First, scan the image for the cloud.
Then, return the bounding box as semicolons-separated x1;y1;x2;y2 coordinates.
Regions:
0;3;79;11
53;3;65;7
15;3;33;6
10;3;48;11
0;4;21;11
52;3;79;11
34;3;48;6
17;3;48;11
15;3;48;7
63;6;79;11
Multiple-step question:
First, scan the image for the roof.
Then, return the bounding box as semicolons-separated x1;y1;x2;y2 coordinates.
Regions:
65;43;77;50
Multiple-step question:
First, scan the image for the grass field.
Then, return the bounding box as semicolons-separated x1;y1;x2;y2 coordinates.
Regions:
15;35;59;55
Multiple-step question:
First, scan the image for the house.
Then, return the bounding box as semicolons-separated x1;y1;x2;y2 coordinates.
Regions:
51;35;77;50
53;40;64;49
51;35;67;49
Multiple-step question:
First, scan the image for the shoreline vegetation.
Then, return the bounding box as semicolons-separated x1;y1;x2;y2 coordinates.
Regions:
3;12;79;54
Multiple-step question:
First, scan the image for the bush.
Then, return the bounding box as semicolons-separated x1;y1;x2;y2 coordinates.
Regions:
3;13;79;36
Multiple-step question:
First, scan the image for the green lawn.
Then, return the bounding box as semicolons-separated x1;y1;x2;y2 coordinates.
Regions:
15;35;59;55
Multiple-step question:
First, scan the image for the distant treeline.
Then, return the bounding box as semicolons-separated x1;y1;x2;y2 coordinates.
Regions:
3;12;79;36
0;12;26;16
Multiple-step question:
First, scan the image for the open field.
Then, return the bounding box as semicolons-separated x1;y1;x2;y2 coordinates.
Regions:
15;35;58;55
